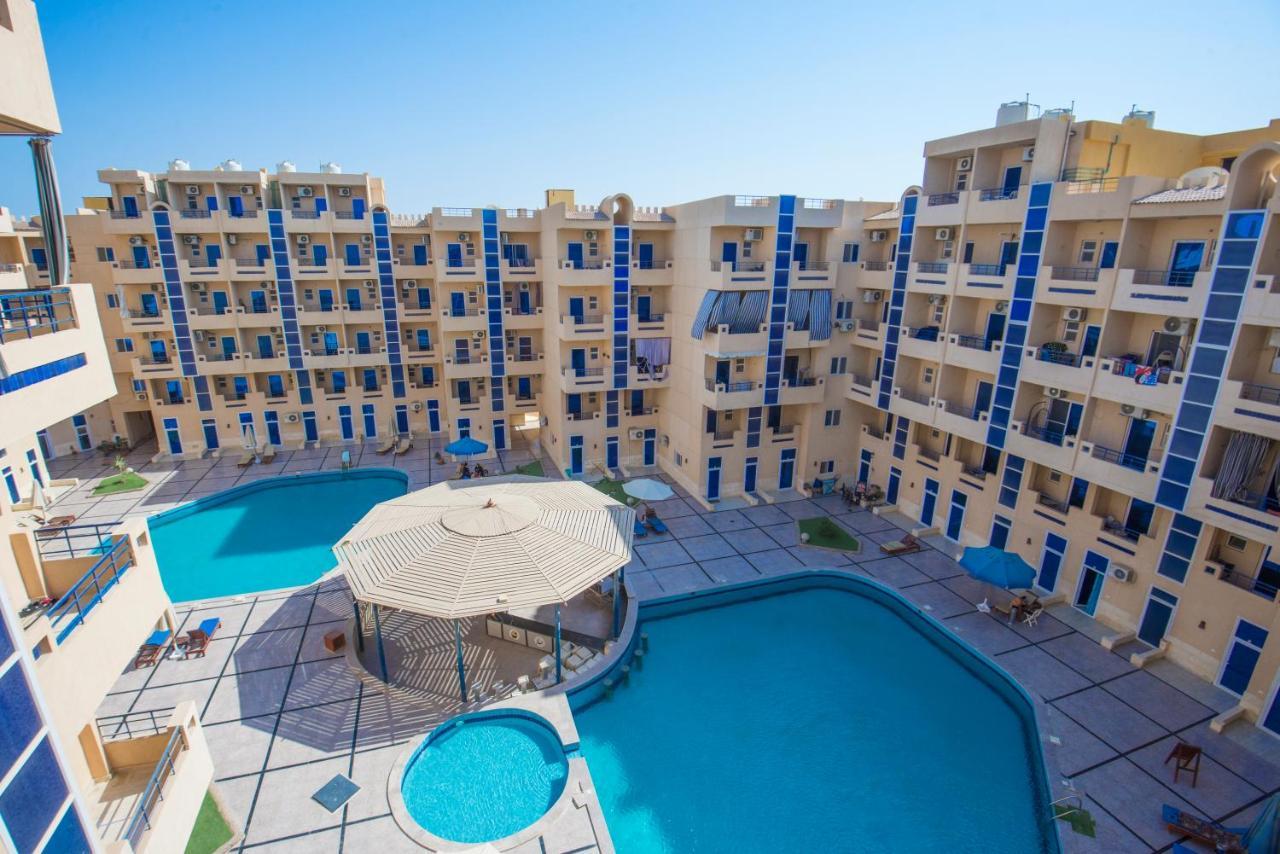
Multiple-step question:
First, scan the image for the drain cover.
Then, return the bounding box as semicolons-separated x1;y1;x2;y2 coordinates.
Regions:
312;774;360;812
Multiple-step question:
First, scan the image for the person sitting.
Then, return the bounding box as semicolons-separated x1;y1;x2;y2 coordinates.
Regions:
474;463;488;477
459;462;472;479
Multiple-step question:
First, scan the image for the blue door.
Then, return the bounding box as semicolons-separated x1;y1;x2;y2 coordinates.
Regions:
447;244;463;268
212;291;228;314
164;380;184;404
457;380;471;403
606;436;619;469
332;371;346;393
571;348;586;375
517;289;531;314
265;411;281;446
205;195;218;212
636;294;652;322
206;244;222;265
1099;241;1118;269
999;240;1019;273
256;243;270;265
921;478;939;527
858;450;872;485
1263;682;1280;737
1074;550;1109;615
250;290;267;313
707;457;722;501
122;196;138;217
568;297;584;323
303;411;318;442
413;244;428;265
150;339;168;363
744;457;758;493
346;288;362;310
228;196;244;217
715;360;730;386
946;490;967;541
163;418;182;455
362;404;377;438
457;418;471;439
566;393;581;415
140;292;159;317
517;377;532;399
321;331;338;354
721;242;737;270
427;401;440;433
312;244;327;265
1138;588;1178;647
202;420;219;451
990;516;1012;549
453;338;469;364
232;376;249;399
450;292;466;316
315;197;327;214
637;243;654;269
1001;166;1022;196
493;419;506;451
567;243;584;269
396;405;410;435
570;436;584;475
1038;533;1067;592
984;312;1006;345
886;466;901;505
643;429;656;466
356;332;371;354
132;245;149;268
1169;241;1205;285
257;335;273;358
793;242;809;270
1122;418;1156;469
779;449;796;490
344;244;361;266
416;329;431;351
338;405;354;440
319;289;334;312
1219;621;1267;696
1081;324;1101;358
973;382;993;417
352;198;366;220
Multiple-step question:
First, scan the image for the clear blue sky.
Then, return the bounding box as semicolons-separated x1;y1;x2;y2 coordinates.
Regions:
2;0;1277;217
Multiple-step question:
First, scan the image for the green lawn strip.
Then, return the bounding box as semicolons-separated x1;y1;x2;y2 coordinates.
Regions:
797;517;860;552
514;460;545;477
184;791;234;854
592;478;637;505
92;471;148;496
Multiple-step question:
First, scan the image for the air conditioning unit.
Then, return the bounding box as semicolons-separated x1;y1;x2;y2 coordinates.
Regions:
364;280;375;288
863;291;883;303
1110;565;1134;583
928;294;946;305
457;232;471;242
870;230;888;242
957;155;973;172
995;300;1010;312
1163;316;1192;335
744;228;764;242
285;412;300;423
628;428;644;439
298;186;314;197
1046;387;1066;399
296;234;310;245
1064;307;1087;322
838;320;856;332
316;325;327;332
182;234;199;245
583;230;599;241
337;187;352;197
472;330;486;339
135;392;148;400
239;185;254;195
227;234;238;245
1021;146;1036;161
185;185;200;196
1120;403;1138;416
404;279;417;288
935;228;952;241
128;236;143;246
411;401;423;412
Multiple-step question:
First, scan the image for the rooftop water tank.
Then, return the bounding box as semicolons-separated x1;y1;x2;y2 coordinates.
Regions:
321;162;342;174
218;159;243;172
169;159;190;171
277;160;297;173
1124;109;1156;128
996;101;1031;127
1043;108;1073;121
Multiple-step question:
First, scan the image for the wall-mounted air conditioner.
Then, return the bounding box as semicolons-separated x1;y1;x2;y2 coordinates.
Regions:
744;228;764;242
298;187;314;197
1021;146;1036;161
1163;317;1192;335
337;187;352;197
1064;307;1087;322
957;156;973;171
935;228;951;241
185;185;200;195
296;234;310;245
870;230;888;242
1046;387;1065;399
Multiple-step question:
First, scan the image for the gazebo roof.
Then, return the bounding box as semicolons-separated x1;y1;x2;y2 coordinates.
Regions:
332;475;634;619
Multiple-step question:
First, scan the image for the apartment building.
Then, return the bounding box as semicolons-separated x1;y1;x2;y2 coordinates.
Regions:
1;2;214;851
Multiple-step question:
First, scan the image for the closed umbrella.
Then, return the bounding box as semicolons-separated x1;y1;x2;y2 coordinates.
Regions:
1242;793;1280;854
959;546;1037;590
444;436;488;458
622;478;673;501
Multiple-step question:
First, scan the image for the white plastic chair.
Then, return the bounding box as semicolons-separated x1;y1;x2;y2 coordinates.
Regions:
976;598;992;614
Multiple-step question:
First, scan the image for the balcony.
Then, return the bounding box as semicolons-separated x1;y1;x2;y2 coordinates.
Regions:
899;326;944;362
705;259;771;290
243;351;290;373
558;313;609;341
304;347;352;369
443;351;490;378
701;377;763;409
110;260;163;285
292;259;333;278
850;318;885;350
561;365;609;391
908;262;955;291
628;364;671;387
503;306;544;330
501;258;544;281
933;397;989;443
1207;556;1280;602
944;333;1002;373
195;352;246;375
0;262;27;290
791;259;835;286
506;352;544;375
1006;419;1078;472
185;307;238;331
1075;441;1160;501
0;288;79;343
131;355;181;378
845;373;876;403
967;186;1024;224
554;258;611;287
916;191;967;228
957;263;1015;300
1112;268;1212;315
1020;346;1096;394
1037;265;1117;307
1092;358;1184;412
1216;380;1280;435
890;386;936;424
1187;477;1280;547
700;324;768;357
1241;276;1280;325
631;258;673;287
633;312;670;337
779;375;824;404
857;260;894;290
179;259;225;280
440;306;487;332
228;257;270;279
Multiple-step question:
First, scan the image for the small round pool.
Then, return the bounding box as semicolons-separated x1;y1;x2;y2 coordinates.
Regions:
398;711;569;845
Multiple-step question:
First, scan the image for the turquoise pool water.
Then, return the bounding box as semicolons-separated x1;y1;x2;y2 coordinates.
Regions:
148;469;407;602
400;712;569;844
572;578;1056;853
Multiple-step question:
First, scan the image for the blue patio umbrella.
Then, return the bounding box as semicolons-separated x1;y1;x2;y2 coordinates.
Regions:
1242;793;1280;854
444;436;488;458
959;546;1037;590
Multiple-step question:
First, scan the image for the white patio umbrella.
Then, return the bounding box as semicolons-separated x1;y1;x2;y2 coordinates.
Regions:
622;478;673;501
333;475;634;700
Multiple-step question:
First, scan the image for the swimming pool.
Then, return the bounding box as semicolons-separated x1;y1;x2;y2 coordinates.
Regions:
148;469;407;602
397;711;570;845
571;574;1058;853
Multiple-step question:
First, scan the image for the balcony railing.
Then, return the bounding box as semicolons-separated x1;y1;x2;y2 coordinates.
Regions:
35;521;121;560
233;258;267;268
121;726;188;850
1101;517;1142;543
896;388;933;406
108;211;142;219
940;399;984;420
1240;382;1280;406
916;262;949;274
333;210;366;220
795;260;831;271
1090;443;1148;471
863;261;891;271
177;210;212;219
710;260;768;272
1132;269;1199;287
289;210;321;219
1063;177;1121;195
1035;493;1070;514
1217;564;1280;601
954;334;993;351
114;260;152;269
45;536;134;644
1036;347;1081;367
978;187;1019;201
566;314;604;325
634;259;667;270
567;366;605;378
967;263;1006;277
97;707;176;743
0;288;77;342
705;378;758;393
1024;424;1065;446
927;192;960;206
561;258;607;270
1050;266;1100;282
444;307;483;317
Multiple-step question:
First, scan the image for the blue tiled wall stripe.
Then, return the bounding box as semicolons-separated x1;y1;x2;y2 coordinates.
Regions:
372;211;407;400
151;210;211;411
746;406;762;448
606;391;619;428
892;416;909;460
0;353;87;395
1157;512;1202;583
480;209;505;413
265;210;307;373
877;194;917;409
612;224;630;390
985;182;1052;449
1156;210;1267;511
763;195;797;407
998;454;1025;509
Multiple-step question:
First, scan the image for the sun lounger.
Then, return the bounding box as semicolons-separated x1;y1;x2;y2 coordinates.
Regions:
260;445;277;464
181;617;221;658
395;437;412;455
646;516;669;535
133;629;172;668
237;450;254;468
1161;805;1243;852
879;533;922;555
633;519;647;537
376;438;395;455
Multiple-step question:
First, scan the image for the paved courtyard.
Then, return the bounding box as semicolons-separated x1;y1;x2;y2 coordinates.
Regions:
48;445;1280;852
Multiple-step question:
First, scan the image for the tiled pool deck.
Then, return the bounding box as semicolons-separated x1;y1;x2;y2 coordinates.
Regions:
50;445;1280;852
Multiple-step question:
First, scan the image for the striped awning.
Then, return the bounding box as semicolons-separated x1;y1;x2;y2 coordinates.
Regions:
690;291;718;339
29;138;68;286
333;475;634;618
730;291;768;333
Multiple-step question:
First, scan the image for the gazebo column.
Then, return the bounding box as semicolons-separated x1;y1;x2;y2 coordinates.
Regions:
454;620;468;702
372;605;388;683
352;601;365;653
554;604;563;684
611;567;623;638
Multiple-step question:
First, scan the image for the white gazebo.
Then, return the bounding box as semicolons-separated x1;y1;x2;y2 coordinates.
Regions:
332;475;634;699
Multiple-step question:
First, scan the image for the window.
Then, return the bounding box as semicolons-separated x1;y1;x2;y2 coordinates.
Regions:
114;338;133;353
105;293;118;309
955;172;968;191
829;356;847;374
941;240;955;260
95;246;114;262
835;300;852;320
824;409;841;427
1225;535;1248;551
842;243;860;263
131;379;145;393
1078;240;1098;265
819;460;835;474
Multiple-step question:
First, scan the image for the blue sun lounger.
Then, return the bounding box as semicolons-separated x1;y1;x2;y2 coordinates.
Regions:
133;629;172;668
646;516;669;535
633;519;647;537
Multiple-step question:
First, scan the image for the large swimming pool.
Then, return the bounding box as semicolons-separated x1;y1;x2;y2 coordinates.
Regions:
571;576;1057;853
148;469;407;602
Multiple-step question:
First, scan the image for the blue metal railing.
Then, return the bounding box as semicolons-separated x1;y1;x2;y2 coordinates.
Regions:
916;262;949;274
46;536;134;644
1024;424;1065;446
1132;269;1198;287
927;192;960;206
0;288;77;342
35;521;121;560
967;263;1005;276
1090;443;1148;471
954;334;992;351
177;209;212;219
121;725;187;850
1050;266;1099;282
1037;348;1080;367
978;187;1019;201
1241;382;1280;406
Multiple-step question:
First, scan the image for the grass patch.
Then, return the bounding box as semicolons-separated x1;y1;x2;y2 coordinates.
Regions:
514;460;545;477
593;478;637;505
184;791;234;854
797;517;860;552
92;471;148;496
1054;804;1097;838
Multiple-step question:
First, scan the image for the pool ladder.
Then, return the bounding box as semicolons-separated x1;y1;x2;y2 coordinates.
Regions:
1049;794;1086;833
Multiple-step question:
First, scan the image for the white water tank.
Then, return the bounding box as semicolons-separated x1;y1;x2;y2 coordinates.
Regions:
1043;107;1073;121
168;158;190;171
218;158;243;172
321;162;342;174
996;101;1031;127
277;160;297;173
